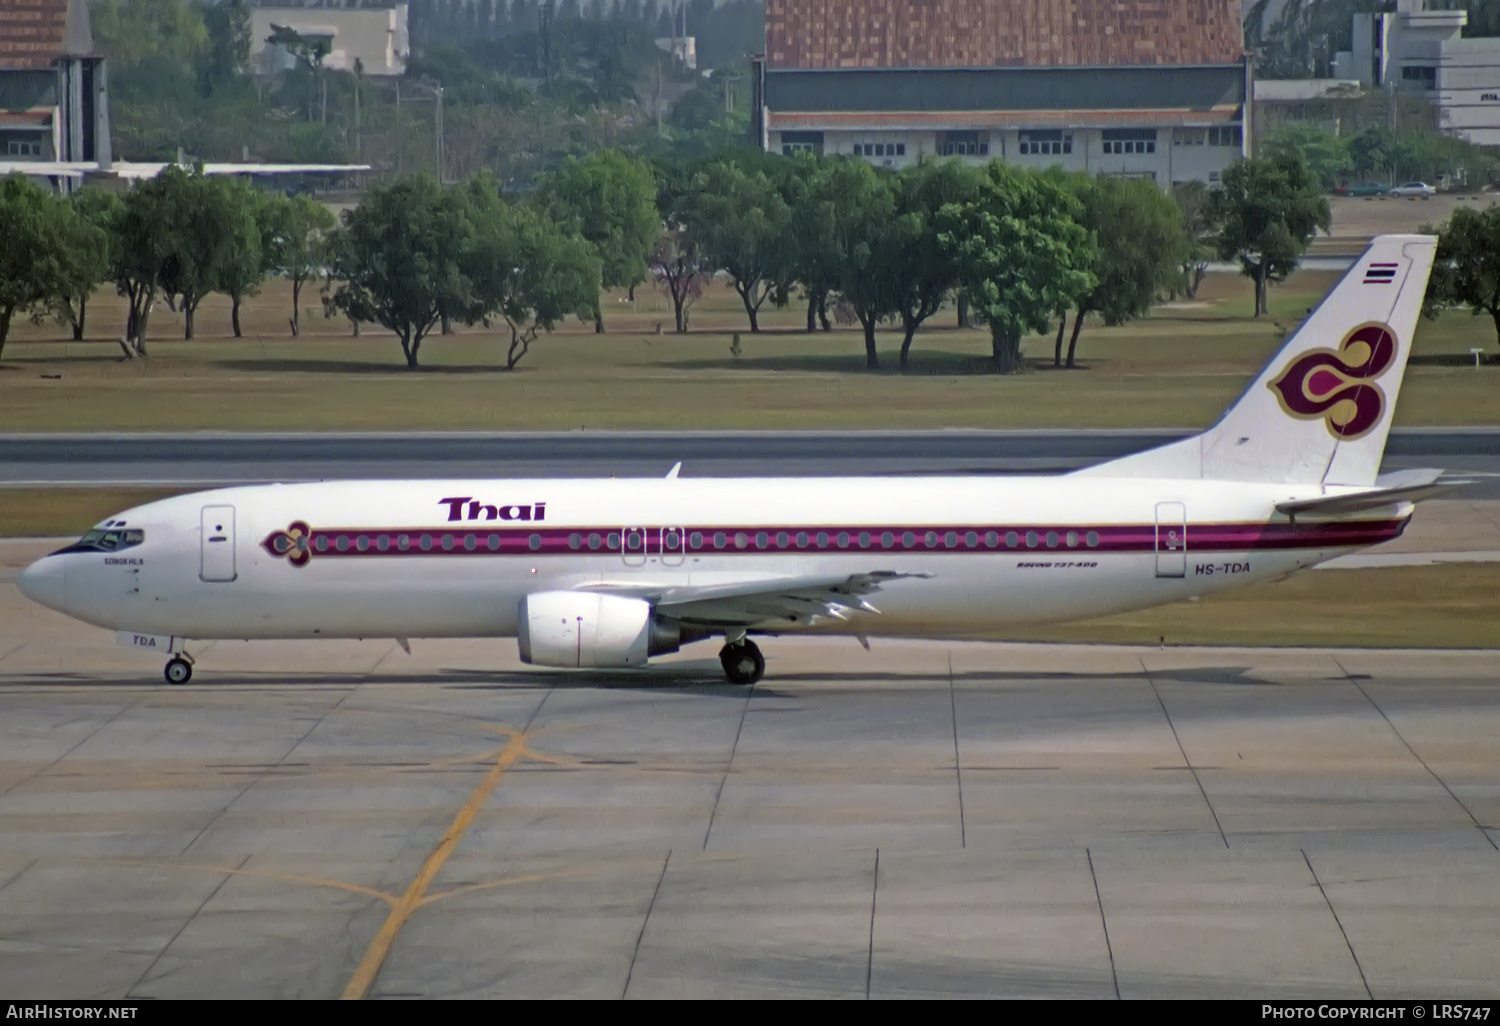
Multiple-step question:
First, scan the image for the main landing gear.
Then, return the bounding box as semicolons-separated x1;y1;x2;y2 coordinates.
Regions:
164;654;194;685
719;639;764;686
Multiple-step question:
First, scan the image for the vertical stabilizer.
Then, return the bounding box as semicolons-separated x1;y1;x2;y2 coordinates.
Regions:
1075;234;1437;486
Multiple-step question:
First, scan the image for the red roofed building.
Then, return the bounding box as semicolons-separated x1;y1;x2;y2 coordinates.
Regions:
752;0;1251;188
0;0;110;169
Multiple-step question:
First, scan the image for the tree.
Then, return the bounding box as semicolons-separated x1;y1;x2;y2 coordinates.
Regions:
154;172;261;340
463;176;600;369
1210;152;1330;318
0;175;76;361
199;0;250;96
532;149;658;332
1425;204;1500;352
1262;123;1349;191
264;193;337;337
111;166;194;354
1171;180;1218;300
650;158;713;333
680;158;792;333
218;187;272;339
781;152;838;333
796;157;902;369
266;24;332;122
890;160;983;370
1060;175;1189;368
938;163;1096;374
327;174;474;369
55;189;119;341
649;228;711;334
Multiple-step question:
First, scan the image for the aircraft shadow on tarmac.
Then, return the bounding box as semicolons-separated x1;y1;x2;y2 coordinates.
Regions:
0;664;1288;692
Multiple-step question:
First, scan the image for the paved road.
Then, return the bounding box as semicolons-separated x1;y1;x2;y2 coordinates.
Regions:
3;430;1500;497
2;582;1498;997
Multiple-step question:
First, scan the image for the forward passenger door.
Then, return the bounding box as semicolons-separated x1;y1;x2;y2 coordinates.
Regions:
200;505;237;583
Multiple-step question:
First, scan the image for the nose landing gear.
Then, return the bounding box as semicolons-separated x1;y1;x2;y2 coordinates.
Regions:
164;655;194;685
719;639;764;686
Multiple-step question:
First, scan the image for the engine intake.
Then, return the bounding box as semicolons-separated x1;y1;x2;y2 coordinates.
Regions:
517;591;684;669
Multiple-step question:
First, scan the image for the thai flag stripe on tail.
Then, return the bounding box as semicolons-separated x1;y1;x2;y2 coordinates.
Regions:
1365;262;1399;284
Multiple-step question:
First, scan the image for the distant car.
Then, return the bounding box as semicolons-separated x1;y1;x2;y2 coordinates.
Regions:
1336;182;1390;197
1390;181;1437;198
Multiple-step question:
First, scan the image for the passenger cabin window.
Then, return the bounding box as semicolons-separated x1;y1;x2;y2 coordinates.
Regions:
53;528;145;555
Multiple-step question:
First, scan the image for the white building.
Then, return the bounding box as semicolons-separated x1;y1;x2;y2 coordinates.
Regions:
1346;0;1500;145
250;2;410;78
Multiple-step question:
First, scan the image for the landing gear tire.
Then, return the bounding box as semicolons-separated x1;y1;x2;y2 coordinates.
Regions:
720;639;764;686
164;657;193;685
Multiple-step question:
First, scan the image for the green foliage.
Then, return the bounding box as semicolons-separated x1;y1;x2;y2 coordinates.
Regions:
694;0;769;69
110;166;190;353
1062;175;1190;367
0;175;82;358
533;150;659;328
1425;204;1500;350
92;0;210;75
792;158;903;369
199;0;250;96
462;176;601;369
1244;0;1390;79
327;175;474;368
938;164;1097;373
1262;123;1350;190
328;172;598;369
680;158;793;332
1210;153;1331;317
1171;180;1219;300
469;17;685;95
91;167;259;348
151;172;263;340
54;189;120;341
405;44;534;110
889;159;986;368
264;194;337;337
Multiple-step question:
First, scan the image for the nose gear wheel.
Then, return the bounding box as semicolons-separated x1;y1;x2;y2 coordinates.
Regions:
165;657;193;685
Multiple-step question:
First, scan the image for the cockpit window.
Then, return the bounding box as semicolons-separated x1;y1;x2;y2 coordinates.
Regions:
51;528;145;555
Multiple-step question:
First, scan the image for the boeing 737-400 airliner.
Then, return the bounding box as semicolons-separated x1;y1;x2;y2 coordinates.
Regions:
17;235;1456;686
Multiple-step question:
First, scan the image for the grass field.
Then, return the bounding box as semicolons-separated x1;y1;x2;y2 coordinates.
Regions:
0;488;186;538
989;563;1500;650
1;269;1497;432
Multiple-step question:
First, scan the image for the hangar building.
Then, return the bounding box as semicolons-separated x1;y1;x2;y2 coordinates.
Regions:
0;0;109;169
751;0;1252;188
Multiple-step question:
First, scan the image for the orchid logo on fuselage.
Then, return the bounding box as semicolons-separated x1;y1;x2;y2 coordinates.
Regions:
1268;322;1398;440
439;497;547;523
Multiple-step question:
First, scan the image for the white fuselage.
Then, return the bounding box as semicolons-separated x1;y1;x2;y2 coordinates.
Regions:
24;476;1407;643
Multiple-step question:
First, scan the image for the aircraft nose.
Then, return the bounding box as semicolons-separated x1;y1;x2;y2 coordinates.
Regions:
16;559;66;611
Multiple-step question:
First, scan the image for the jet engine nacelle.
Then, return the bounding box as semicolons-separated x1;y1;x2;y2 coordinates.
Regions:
517;591;682;669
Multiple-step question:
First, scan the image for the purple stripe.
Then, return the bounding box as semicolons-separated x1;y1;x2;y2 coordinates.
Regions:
287;519;1409;560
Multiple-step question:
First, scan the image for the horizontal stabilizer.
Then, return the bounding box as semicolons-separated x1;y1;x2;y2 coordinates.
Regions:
1275;469;1471;517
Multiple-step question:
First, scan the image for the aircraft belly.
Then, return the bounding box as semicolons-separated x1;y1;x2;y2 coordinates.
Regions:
125;547;1341;642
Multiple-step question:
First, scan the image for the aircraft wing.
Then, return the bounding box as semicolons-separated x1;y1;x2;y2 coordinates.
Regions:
583;571;932;630
1276;469;1472;517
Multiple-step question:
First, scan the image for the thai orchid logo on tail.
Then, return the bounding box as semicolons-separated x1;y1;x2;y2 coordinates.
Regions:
1268;323;1398;440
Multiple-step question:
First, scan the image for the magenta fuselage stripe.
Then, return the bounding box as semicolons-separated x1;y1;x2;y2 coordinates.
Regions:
262;519;1409;562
